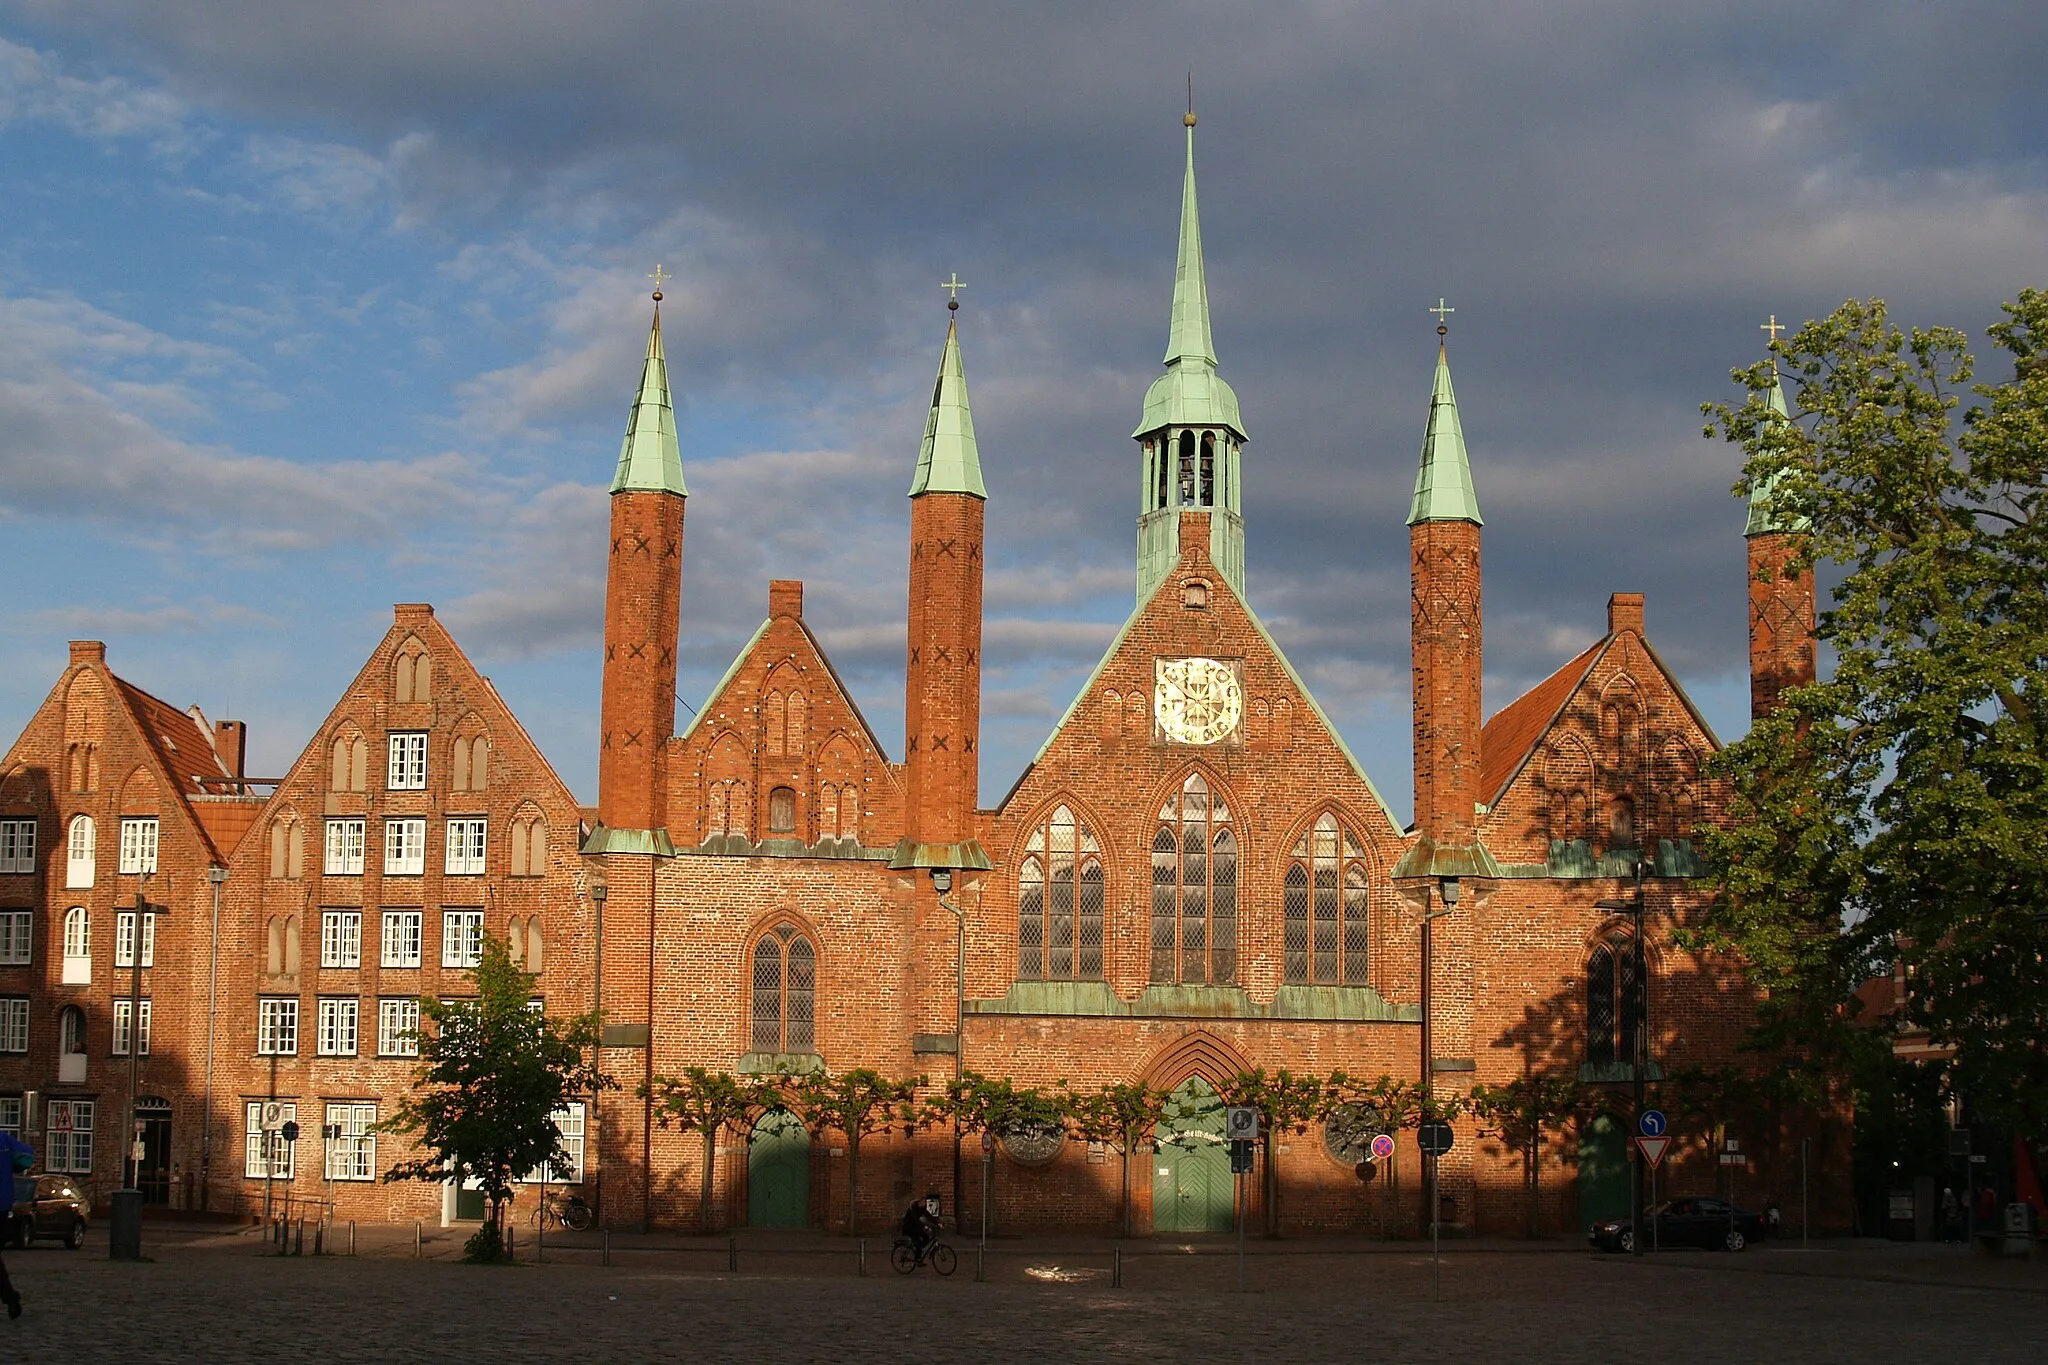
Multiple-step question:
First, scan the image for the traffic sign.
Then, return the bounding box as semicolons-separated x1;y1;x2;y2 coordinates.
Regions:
1638;1110;1667;1138
281;1120;300;1144
260;1101;287;1132
1418;1121;1454;1156
1229;1140;1254;1174
981;1132;995;1154
1718;1152;1747;1166
1225;1106;1259;1141
1369;1133;1396;1161
1635;1135;1671;1170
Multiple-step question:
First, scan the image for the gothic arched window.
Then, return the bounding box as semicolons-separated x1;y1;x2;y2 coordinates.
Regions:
1283;813;1370;985
1586;929;1642;1068
750;923;816;1055
1017;805;1103;981
1151;773;1236;985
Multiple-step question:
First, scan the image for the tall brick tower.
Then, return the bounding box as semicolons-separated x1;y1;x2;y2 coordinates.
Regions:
1133;108;1248;606
892;295;990;873
1745;349;1816;720
591;285;688;854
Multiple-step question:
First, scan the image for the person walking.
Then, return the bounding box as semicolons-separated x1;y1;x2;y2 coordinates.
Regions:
1940;1186;1963;1243
0;1128;31;1317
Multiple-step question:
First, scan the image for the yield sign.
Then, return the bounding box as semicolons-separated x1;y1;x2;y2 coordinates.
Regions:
1636;1135;1672;1170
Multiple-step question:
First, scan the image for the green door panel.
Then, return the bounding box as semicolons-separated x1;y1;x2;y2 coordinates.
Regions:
748;1109;810;1228
1152;1078;1234;1234
1577;1113;1630;1229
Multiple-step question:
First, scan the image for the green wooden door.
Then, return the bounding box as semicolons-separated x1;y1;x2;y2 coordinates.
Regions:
748;1110;810;1228
1152;1079;1234;1234
1577;1113;1630;1229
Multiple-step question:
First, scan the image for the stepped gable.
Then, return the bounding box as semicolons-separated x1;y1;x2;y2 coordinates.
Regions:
1479;594;1723;867
666;580;904;853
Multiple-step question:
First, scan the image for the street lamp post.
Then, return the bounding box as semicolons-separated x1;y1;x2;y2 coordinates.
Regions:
1419;876;1458;1239
931;868;967;1233
123;889;158;1193
1597;855;1649;1257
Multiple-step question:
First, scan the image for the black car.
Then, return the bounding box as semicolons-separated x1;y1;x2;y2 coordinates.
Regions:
9;1175;89;1250
1589;1197;1769;1252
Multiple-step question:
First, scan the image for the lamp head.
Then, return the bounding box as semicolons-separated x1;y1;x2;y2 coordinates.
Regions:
590;883;607;905
207;864;229;886
931;868;953;895
1438;877;1460;907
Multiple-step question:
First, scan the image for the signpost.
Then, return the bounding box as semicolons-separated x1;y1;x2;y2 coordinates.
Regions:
1226;1107;1257;1293
1369;1133;1395;1161
1636;1133;1671;1251
1417;1122;1455;1302
1639;1110;1667;1138
1636;1135;1671;1169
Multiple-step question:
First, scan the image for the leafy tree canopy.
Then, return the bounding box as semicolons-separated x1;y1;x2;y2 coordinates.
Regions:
1701;291;2048;1133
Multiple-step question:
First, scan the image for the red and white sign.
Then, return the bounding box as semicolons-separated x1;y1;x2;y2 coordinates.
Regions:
981;1132;995;1153
1636;1135;1672;1170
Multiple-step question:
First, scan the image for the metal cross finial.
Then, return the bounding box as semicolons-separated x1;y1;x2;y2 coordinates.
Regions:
1430;298;1455;336
647;263;672;300
941;273;966;311
1761;314;1785;346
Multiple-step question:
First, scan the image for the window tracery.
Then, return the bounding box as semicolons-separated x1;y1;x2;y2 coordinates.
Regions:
1283;813;1370;985
1150;773;1235;985
1017;804;1104;981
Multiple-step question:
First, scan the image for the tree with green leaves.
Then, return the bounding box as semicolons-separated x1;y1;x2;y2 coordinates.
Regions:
1701;291;2048;1138
1323;1074;1465;1238
380;934;608;1261
917;1071;1068;1236
1469;1075;1585;1238
1063;1079;1167;1238
647;1067;777;1233
1221;1068;1326;1236
786;1067;922;1236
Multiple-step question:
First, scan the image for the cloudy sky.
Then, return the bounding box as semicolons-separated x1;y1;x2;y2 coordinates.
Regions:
2;1;2043;819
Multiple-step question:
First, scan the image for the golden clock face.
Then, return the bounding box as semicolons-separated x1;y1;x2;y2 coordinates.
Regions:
1154;657;1243;746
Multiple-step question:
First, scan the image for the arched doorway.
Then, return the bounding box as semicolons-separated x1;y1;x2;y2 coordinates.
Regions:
1152;1078;1232;1233
1577;1113;1630;1228
748;1110;810;1228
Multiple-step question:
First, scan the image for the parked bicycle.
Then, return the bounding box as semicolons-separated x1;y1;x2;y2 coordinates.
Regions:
890;1234;957;1276
530;1189;593;1232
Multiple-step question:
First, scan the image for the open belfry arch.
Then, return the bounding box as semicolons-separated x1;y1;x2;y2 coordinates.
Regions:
0;111;1837;1237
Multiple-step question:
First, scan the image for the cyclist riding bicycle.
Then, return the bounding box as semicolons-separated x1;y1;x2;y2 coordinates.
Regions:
900;1192;942;1260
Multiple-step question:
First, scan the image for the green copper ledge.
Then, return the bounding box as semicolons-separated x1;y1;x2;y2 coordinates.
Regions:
1407;342;1482;526
1745;372;1809;537
611;305;688;496
909;315;987;499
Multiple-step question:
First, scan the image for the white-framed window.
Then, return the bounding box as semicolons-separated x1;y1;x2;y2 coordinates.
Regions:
0;820;34;874
61;906;90;984
441;909;484;968
245;1101;295;1179
380;910;422;969
114;910;156;968
444;818;487;876
324;818;366;876
46;1099;93;1174
384;819;425;876
325;1102;377;1181
65;815;94;888
320;911;362;969
257;997;299;1056
0;1096;21;1135
112;998;152;1056
316;997;359;1056
0;911;29;966
519;1101;587;1184
0;997;27;1053
118;817;158;874
387;732;427;791
377;997;420;1057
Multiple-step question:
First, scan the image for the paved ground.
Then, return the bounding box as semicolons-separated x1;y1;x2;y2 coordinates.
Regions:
0;1224;2040;1362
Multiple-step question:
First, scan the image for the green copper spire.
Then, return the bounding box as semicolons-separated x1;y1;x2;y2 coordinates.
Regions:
1407;336;1483;526
1134;114;1245;439
909;309;987;499
610;296;687;496
1745;356;1808;536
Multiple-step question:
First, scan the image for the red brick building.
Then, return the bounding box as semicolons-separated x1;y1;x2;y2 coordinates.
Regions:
0;119;1839;1236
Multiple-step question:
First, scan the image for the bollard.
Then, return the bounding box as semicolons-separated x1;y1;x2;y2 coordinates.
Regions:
1112;1247;1122;1288
727;1235;737;1272
976;1244;985;1283
506;1224;515;1261
314;1224;324;1256
294;1219;304;1256
349;1220;357;1256
858;1238;866;1278
108;1189;143;1261
603;1228;611;1266
414;1221;422;1258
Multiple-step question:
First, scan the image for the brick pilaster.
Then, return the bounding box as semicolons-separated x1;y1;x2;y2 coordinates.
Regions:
599;490;686;831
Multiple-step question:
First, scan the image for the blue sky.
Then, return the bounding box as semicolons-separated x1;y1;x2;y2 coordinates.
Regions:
2;2;2044;819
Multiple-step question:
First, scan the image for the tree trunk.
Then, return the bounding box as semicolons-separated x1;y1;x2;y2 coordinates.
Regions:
699;1127;717;1233
1120;1142;1132;1239
1262;1128;1279;1237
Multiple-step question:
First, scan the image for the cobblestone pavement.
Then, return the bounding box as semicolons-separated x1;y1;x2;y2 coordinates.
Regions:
0;1225;2040;1363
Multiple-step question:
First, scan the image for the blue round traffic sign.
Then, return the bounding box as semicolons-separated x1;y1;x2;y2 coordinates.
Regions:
1639;1110;1667;1137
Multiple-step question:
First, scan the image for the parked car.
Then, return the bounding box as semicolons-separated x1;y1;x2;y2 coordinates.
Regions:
1589;1197;1770;1252
9;1175;89;1249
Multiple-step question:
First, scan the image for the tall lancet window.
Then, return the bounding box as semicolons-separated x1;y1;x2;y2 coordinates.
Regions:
1017;805;1104;981
1150;773;1236;985
1283;813;1371;985
1153;442;1169;510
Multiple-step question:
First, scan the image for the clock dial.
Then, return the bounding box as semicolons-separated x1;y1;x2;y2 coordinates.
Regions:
1154;657;1243;746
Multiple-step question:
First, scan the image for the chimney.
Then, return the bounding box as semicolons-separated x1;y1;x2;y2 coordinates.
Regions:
214;721;247;785
1607;593;1645;638
69;641;106;667
769;580;804;620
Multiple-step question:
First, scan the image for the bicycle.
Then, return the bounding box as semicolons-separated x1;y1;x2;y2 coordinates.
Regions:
890;1234;957;1276
531;1189;594;1232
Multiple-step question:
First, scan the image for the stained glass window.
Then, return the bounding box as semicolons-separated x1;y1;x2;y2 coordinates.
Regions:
1150;773;1235;985
1017;805;1103;980
1283;813;1369;985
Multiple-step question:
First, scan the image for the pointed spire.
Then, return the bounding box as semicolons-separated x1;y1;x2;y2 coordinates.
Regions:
1164;114;1217;369
1407;328;1483;526
611;293;687;496
909;307;987;499
1745;345;1807;536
